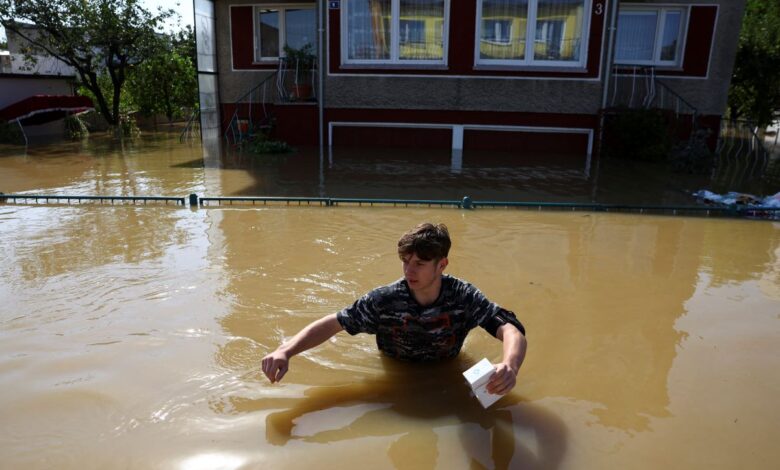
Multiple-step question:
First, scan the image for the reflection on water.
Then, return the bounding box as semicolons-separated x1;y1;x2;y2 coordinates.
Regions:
0;132;779;468
2;131;778;203
253;357;565;470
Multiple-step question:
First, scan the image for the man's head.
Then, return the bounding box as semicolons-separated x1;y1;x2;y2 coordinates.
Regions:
398;223;451;297
397;223;451;262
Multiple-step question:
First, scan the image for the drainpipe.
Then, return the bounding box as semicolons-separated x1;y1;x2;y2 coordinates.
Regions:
598;0;619;150
318;0;325;148
600;0;619;112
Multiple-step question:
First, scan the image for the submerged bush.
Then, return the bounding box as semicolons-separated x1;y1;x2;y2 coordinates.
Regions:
250;139;294;154
669;128;715;174
602;109;672;162
0;120;24;144
65;114;89;140
118;114;140;137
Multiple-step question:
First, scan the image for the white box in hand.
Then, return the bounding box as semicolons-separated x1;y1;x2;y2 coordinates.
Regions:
462;358;502;408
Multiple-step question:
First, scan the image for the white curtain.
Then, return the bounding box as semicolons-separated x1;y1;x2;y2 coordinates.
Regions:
480;0;528;60
399;0;445;60
533;0;585;62
347;0;392;60
615;11;657;62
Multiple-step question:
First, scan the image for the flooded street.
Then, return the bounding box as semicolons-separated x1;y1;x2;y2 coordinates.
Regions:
0;132;779;469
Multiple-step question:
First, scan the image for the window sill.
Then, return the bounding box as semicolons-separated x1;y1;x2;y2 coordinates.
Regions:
473;64;589;74
613;64;685;73
339;63;449;71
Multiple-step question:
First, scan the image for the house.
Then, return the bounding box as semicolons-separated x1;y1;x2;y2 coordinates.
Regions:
0;23;83;141
195;0;744;166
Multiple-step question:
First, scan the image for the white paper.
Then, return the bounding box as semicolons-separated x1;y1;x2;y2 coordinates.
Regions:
463;358;502;408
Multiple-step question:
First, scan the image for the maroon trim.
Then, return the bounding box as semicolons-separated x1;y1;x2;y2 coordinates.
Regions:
464;129;589;154
220;102;319;145
329;0;605;78
333;126;452;149
678;5;717;77
325;108;599;129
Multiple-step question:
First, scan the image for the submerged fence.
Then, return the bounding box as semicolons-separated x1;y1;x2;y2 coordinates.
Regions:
1;192;778;220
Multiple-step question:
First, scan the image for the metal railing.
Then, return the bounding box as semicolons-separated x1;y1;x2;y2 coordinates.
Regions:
277;57;318;103
713;119;775;187
224;72;279;146
179;109;201;143
2;193;777;220
0;193;186;206
607;65;699;130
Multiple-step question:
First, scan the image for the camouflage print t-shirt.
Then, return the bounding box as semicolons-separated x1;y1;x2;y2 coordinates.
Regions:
336;275;525;362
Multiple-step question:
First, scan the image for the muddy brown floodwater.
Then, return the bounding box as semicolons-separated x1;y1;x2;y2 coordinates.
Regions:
0;133;778;469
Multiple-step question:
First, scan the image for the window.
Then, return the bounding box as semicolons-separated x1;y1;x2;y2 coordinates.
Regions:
615;6;687;67
343;0;449;65
476;0;590;67
254;5;316;61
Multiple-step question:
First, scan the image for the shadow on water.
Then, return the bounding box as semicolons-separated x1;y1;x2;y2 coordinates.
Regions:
214;140;780;205
226;355;567;469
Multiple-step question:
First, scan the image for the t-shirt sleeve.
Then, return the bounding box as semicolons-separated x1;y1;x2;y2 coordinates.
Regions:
336;291;379;335
463;283;526;338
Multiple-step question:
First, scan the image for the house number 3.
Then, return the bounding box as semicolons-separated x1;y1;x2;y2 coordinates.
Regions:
595;2;604;15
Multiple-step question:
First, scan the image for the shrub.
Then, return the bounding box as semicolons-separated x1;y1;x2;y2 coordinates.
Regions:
0;120;24;144
249;138;294;155
65;114;89;140
602;109;673;161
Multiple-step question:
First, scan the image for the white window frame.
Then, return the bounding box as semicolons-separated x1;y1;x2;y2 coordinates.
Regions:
614;5;689;67
474;0;592;68
253;3;316;62
341;0;451;66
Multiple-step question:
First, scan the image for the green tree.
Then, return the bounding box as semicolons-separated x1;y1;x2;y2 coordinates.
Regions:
127;33;197;123
0;0;174;128
727;0;780;127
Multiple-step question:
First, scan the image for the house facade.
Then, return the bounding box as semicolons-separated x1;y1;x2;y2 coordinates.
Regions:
197;0;744;163
0;24;79;140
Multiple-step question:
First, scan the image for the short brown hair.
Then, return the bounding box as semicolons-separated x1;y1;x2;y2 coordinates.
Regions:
397;223;451;261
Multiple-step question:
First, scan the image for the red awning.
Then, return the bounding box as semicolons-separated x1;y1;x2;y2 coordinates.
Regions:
0;95;94;125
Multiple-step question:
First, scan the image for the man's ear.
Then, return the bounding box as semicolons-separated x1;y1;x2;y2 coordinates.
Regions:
439;257;449;272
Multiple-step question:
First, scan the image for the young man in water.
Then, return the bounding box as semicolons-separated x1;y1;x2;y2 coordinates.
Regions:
262;223;527;396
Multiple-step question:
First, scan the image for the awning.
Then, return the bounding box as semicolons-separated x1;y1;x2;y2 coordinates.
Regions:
0;94;94;125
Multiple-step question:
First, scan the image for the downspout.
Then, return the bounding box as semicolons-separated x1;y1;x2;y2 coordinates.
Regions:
600;0;619;112
597;0;619;153
318;0;325;148
592;0;619;196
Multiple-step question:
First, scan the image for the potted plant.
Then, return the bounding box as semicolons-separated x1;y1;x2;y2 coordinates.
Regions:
283;43;316;100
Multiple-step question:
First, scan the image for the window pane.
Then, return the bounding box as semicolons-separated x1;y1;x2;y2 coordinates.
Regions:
259;9;280;58
615;11;657;62
534;0;586;62
399;0;445;60
348;0;392;60
480;0;528;60
659;11;681;62
286;9;316;51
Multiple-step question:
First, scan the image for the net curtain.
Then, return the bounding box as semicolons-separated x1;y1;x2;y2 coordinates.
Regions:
347;0;445;61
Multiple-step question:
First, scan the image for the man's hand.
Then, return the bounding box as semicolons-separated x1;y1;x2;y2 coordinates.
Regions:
262;349;290;383
486;362;518;395
260;313;344;384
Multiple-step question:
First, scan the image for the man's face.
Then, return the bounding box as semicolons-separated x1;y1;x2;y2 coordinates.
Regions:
401;253;447;293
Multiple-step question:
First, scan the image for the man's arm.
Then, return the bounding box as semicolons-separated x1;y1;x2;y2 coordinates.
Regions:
486;323;527;395
261;313;344;383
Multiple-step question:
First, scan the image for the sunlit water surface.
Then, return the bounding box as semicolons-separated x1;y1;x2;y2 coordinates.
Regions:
0;133;778;469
